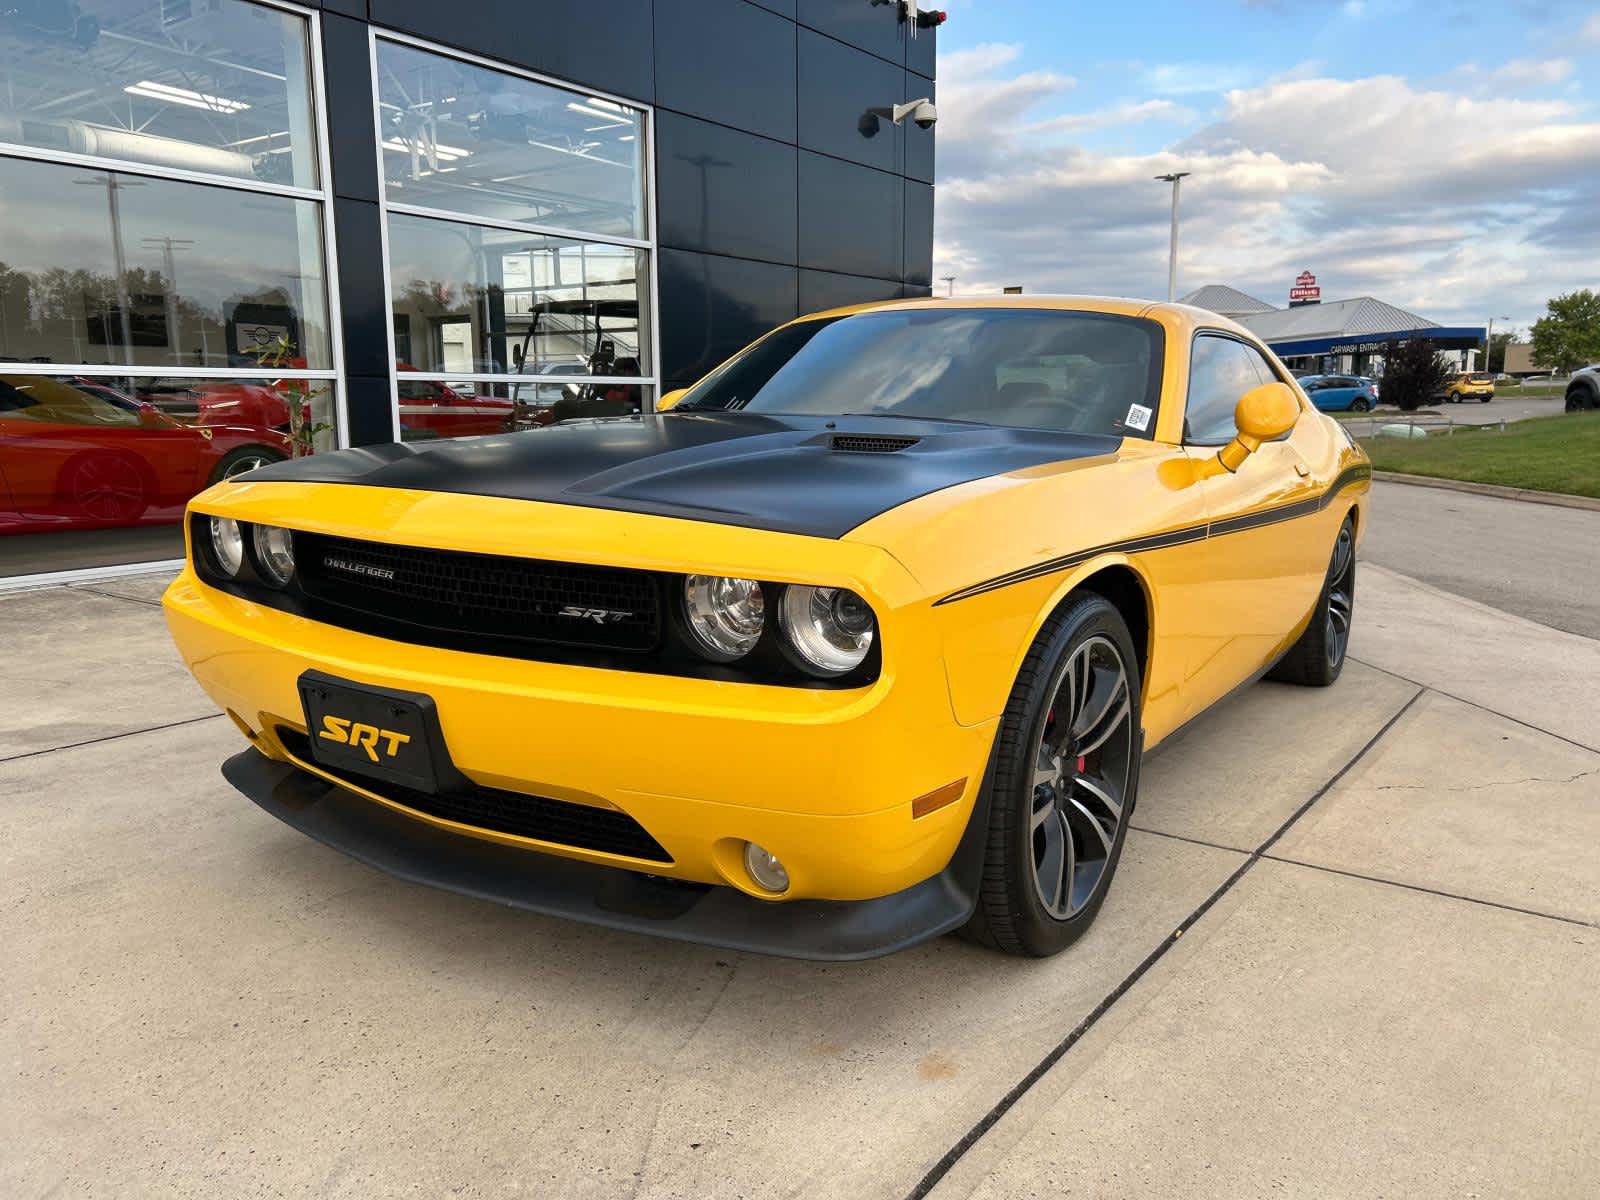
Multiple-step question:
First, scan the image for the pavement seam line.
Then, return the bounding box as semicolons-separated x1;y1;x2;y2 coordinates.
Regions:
1347;655;1600;757
903;685;1425;1200
0;712;225;765
1135;826;1598;932
67;584;165;609
1258;854;1599;930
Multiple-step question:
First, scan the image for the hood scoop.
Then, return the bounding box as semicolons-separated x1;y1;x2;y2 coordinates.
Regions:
829;433;921;453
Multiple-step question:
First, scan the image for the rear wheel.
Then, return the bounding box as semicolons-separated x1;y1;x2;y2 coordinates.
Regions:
208;445;286;485
1350;397;1371;413
1269;516;1355;687
965;593;1140;957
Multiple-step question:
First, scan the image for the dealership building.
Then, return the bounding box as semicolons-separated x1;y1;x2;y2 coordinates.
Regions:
0;0;938;579
1179;284;1486;376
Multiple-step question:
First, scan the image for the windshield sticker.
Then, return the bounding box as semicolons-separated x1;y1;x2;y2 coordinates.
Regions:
1124;403;1153;432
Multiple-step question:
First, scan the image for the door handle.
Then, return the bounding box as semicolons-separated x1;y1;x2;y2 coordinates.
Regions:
1293;461;1310;478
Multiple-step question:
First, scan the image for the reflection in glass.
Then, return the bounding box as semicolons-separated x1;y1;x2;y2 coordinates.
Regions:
0;0;319;189
387;210;648;380
0;156;331;368
376;39;645;239
0;372;332;536
396;375;652;443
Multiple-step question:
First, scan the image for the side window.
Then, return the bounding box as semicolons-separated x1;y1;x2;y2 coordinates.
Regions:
1185;335;1270;444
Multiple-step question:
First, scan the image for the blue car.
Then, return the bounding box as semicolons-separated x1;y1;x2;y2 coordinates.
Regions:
1301;374;1379;412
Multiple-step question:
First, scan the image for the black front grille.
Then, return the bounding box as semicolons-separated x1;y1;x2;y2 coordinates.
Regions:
295;532;662;654
830;434;920;453
278;729;671;862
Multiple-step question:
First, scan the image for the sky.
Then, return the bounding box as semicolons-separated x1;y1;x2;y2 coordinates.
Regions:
930;0;1600;336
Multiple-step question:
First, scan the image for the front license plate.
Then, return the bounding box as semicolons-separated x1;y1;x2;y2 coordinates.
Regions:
298;671;444;794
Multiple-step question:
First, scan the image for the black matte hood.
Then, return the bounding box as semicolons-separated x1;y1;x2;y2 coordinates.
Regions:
242;413;1118;539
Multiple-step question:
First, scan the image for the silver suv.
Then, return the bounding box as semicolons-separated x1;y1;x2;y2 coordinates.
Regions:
1567;365;1600;412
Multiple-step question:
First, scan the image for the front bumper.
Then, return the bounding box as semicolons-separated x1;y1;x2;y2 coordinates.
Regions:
165;565;996;907
224;747;982;960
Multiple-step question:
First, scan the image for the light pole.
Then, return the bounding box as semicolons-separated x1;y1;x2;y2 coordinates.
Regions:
1483;314;1510;374
1154;171;1190;302
142;235;194;360
940;275;956;297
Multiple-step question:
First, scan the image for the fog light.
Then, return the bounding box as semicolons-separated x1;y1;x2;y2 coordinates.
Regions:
743;841;789;894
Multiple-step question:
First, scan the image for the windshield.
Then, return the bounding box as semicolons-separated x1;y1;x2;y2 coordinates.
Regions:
677;308;1165;438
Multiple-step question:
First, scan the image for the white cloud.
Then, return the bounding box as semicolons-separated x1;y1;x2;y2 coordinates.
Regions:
933;60;1600;329
1028;99;1195;136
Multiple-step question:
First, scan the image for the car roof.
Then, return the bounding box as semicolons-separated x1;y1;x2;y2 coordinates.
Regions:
786;294;1261;340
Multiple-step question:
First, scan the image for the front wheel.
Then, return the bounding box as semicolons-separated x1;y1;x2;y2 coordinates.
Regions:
1269;516;1355;687
964;593;1141;957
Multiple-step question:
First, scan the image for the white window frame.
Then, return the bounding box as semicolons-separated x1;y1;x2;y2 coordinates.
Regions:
0;0;349;451
367;28;662;442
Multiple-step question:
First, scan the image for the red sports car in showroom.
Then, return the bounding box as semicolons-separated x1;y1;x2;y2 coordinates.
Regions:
0;375;290;534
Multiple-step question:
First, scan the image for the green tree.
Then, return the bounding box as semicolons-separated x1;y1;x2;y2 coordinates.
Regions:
1529;289;1600;374
1382;337;1451;412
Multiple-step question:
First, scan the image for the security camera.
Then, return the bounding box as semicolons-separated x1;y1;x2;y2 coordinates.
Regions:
859;99;938;138
897;98;939;130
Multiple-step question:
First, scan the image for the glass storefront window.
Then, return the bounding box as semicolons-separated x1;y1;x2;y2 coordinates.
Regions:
0;0;320;190
0;0;335;579
375;39;645;239
0;372;333;536
387;210;649;378
396;376;653;443
0;156;331;370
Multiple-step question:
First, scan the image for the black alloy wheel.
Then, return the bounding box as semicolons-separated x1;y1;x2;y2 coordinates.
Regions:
1269;514;1357;687
1324;522;1355;672
966;592;1141;956
1026;634;1135;920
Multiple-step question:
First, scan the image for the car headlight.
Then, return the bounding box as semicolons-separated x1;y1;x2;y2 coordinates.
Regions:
209;516;244;577
779;585;875;676
682;574;765;660
251;524;296;587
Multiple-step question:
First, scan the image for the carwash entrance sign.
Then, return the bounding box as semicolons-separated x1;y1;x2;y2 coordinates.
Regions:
1289;271;1321;305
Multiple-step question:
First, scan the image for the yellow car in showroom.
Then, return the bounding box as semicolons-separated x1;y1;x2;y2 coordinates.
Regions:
164;297;1370;959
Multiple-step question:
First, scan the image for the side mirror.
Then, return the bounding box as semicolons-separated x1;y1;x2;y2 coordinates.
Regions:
655;388;688;412
1217;382;1299;472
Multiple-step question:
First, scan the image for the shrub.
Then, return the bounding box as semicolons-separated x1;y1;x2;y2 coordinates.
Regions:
1381;338;1451;412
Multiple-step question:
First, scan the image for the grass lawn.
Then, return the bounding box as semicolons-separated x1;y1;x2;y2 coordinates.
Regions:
1494;382;1567;398
1359;412;1600;499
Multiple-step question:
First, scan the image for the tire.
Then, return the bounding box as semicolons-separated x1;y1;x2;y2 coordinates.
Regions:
1269;516;1355;687
964;593;1141;957
1480;395;1491;404
58;451;150;524
1567;385;1597;412
208;445;286;486
1350;398;1371;413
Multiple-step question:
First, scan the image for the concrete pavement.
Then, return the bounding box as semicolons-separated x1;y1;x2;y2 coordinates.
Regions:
1361;480;1600;639
1340;391;1567;432
3;563;1596;1199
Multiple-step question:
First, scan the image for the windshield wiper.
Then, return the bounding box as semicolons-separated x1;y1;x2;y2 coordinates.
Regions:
839;411;990;427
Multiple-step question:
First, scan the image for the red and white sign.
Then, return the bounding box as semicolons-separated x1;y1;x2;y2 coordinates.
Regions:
1290;270;1321;302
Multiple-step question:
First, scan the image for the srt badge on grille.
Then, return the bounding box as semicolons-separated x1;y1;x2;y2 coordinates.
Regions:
323;555;395;582
559;605;633;625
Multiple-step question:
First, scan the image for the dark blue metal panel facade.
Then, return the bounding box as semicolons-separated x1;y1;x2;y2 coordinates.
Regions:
317;0;937;421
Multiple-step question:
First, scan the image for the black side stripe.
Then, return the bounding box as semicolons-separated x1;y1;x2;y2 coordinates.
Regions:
934;463;1372;606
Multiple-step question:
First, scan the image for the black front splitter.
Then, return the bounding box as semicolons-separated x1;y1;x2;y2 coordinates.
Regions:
222;748;979;962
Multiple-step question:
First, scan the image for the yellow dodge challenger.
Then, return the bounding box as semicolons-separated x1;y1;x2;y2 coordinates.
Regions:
164;297;1370;959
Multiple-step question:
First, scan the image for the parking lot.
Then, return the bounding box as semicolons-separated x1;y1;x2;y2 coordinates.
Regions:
5;534;1598;1198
